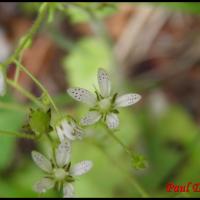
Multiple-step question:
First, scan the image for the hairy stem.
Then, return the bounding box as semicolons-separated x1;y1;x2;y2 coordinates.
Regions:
103;124;136;157
6;78;44;109
108;129;133;156
3;3;49;66
0;101;28;113
87;139;149;197
14;65;21;83
14;60;59;112
14;55;22;83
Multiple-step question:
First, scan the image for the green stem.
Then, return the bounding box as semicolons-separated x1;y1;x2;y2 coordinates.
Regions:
0;130;36;140
103;124;135;157
3;3;49;66
0;101;28;113
14;54;22;83
88;139;149;197
14;65;21;83
6;78;44;109
108;129;132;156
14;60;59;112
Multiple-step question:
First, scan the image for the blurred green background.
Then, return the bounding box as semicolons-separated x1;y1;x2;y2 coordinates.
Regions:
0;2;200;197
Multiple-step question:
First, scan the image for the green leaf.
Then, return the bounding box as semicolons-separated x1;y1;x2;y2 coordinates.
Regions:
29;108;51;136
136;104;199;193
65;3;118;24
153;3;200;14
157;105;198;146
63;37;111;90
19;3;42;15
0;94;25;170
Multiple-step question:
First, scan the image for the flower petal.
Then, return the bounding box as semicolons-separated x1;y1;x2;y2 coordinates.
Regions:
57;120;82;141
56;126;65;142
0;70;6;96
60;120;74;140
70;160;93;176
67;87;96;106
80;111;101;126
58;120;83;141
97;68;111;97
33;178;54;194
106;113;119;129
70;121;84;140
115;93;141;108
63;183;74;198
56;139;71;167
32;151;52;173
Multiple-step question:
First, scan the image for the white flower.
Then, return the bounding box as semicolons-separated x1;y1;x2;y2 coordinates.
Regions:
56;118;83;142
67;68;141;130
63;183;74;198
0;68;6;96
32;139;93;198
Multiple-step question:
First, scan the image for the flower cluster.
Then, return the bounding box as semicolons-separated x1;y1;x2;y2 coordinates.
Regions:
67;68;141;130
0;2;145;197
0;64;142;197
32;140;93;197
32;68;141;197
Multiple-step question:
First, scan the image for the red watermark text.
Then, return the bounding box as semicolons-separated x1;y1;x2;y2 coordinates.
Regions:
166;182;200;192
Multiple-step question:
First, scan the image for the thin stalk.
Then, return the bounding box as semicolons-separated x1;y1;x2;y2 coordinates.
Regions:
6;78;44;109
107;128;133;156
0;101;28;113
14;60;59;113
14;65;21;83
14;54;22;83
0;130;36;140
3;3;49;66
103;124;137;158
88;139;149;197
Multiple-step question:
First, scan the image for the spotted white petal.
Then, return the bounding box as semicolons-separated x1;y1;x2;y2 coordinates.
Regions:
106;113;119;129
115;93;141;108
67;87;96;106
80;111;101;126
0;70;6;96
33;178;54;194
32;151;52;173
97;68;111;97
60;120;74;140
56;120;76;141
63;183;74;198
70;121;84;140
70;160;93;176
58;120;83;141
56;139;71;167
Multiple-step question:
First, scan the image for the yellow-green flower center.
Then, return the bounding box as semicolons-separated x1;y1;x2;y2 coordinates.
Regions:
98;98;111;112
54;168;67;181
